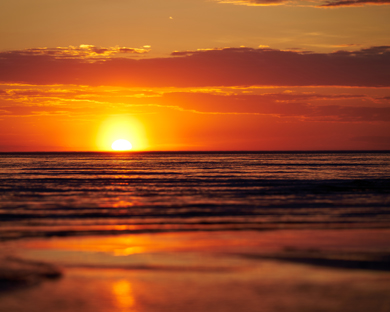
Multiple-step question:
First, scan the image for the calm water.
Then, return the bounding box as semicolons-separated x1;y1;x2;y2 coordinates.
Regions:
0;152;389;240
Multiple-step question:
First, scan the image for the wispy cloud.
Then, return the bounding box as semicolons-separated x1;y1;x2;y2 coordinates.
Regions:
155;92;390;121
215;0;288;6
2;84;389;122
4;45;150;60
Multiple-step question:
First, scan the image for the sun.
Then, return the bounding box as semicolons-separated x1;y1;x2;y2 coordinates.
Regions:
111;139;133;151
96;115;148;151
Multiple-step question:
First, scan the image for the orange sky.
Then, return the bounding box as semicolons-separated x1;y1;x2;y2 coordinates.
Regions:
0;0;389;151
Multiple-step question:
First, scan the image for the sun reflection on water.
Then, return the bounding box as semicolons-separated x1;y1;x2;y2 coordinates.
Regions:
113;246;145;256
112;280;136;312
113;200;134;207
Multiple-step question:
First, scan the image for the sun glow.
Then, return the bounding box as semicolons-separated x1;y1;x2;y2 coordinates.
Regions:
96;115;148;151
111;139;132;151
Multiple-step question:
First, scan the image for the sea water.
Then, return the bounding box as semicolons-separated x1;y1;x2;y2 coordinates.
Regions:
0;152;389;240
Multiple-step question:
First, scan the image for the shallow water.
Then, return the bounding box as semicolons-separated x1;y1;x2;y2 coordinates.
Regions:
1;152;389;239
2;229;390;312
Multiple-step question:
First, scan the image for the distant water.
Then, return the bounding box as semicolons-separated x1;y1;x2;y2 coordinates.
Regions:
0;152;389;240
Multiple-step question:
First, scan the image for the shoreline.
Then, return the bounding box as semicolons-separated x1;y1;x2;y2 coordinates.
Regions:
2;221;390;242
1;228;390;312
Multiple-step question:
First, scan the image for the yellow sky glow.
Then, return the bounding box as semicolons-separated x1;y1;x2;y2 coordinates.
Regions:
96;115;148;151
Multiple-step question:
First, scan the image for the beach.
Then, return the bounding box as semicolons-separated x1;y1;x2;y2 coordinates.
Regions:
1;228;390;312
1;0;390;306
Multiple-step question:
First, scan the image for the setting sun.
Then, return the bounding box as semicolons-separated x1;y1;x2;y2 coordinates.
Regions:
96;115;148;151
111;139;132;151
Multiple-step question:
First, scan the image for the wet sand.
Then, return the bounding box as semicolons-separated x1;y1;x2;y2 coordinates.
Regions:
1;229;390;312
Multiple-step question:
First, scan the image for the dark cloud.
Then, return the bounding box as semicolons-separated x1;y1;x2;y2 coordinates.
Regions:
0;46;389;87
320;0;390;7
216;0;390;6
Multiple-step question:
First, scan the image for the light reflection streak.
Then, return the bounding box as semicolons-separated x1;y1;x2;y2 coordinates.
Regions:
114;247;145;256
113;200;134;207
112;280;137;312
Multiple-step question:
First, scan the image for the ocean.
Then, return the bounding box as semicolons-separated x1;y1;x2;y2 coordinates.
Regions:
1;151;389;240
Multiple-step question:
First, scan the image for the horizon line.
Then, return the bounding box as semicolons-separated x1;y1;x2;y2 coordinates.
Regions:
1;150;389;154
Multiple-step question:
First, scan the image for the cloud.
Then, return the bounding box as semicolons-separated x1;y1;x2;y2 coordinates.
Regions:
215;0;390;6
0;46;389;88
2;89;389;122
320;0;390;7
156;92;390;121
215;0;288;6
1;82;389;122
5;45;150;60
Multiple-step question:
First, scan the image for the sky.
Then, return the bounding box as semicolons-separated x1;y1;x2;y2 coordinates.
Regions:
0;0;389;151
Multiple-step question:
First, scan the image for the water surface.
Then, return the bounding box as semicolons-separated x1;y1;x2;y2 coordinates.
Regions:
1;152;389;239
